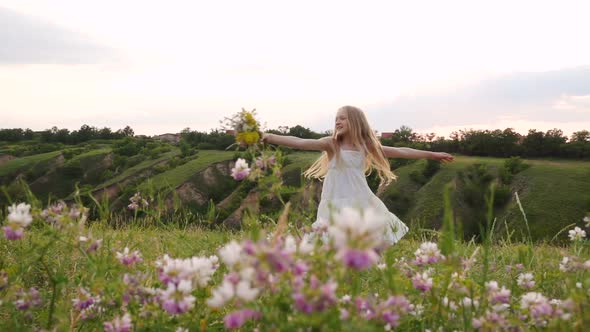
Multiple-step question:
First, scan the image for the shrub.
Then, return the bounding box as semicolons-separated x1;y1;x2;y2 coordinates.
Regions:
423;159;441;178
504;156;529;175
499;167;513;184
409;170;427;185
125;154;146;168
493;183;512;207
153;164;170;174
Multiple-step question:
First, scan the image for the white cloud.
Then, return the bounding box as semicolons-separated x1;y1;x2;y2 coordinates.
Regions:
418;119;590;139
366;66;590;136
1;1;590;135
553;94;590;112
0;7;120;65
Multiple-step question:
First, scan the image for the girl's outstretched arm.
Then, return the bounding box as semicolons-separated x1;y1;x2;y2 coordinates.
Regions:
382;146;454;162
262;133;333;152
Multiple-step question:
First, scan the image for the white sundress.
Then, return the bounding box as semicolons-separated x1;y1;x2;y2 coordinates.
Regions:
311;148;409;244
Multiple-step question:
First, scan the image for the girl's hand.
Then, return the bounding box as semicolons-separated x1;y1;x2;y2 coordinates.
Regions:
431;152;454;163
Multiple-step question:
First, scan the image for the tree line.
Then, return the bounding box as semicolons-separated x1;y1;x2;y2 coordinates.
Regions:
2;124;589;159
419;127;589;159
0;125;135;144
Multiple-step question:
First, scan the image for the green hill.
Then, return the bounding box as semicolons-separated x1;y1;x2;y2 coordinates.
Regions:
136;150;235;194
1;143;588;242
382;156;590;242
0;150;62;181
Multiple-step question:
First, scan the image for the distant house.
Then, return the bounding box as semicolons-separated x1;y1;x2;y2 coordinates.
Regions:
225;129;236;136
154;133;181;144
380;132;394;139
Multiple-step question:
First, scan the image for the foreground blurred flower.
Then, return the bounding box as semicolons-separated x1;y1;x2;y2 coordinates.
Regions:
292;276;338;314
413;242;445;266
156;254;218;288
558;256;590;273
79;235;103;253
568;227;586;241
340;249;379;270
255;154;276;171
472;310;510;330
486;281;511;305
231;158;251;181
207;279;235;308
116;247;143;266
520;292;553;326
3;203;32;240
517;273;535;290
72;287;101;311
327;207;388;270
128;192;149;211
160;280;196;315
103;312;133;332
218;240;243;268
411;270;433;293
352;294;412;328
207;275;260;308
224;309;262;329
14;287;42;311
40;201;88;227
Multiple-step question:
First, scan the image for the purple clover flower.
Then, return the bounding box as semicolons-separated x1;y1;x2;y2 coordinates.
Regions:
103;313;133;332
223;309;261;329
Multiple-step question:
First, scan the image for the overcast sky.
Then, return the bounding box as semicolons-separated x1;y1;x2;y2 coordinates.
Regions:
1;0;589;137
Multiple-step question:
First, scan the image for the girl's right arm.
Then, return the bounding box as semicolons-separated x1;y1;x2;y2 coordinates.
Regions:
262;133;333;152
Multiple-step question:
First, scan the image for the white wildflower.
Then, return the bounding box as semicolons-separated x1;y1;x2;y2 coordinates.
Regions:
7;203;32;227
218;240;243;268
236;280;259;302
328;207;388;249
207;279;235;308
568;227;586;241
517;272;535;289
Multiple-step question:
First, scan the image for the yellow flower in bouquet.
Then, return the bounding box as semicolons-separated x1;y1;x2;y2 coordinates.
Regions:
236;131;260;145
223;108;262;147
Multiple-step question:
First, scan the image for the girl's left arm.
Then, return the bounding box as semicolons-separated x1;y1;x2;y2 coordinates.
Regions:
382;146;454;162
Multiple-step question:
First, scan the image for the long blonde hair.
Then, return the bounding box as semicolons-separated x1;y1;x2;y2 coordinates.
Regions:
303;105;397;187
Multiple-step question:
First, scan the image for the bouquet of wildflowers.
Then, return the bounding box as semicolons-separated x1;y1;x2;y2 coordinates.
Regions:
223;108;262;148
223;108;285;205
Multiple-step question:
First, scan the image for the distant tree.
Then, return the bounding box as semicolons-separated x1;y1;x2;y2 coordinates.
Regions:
499;128;521;156
571;130;590;142
179;140;192;157
393;125;416;143
0;128;25;142
74;124;97;142
122;125;134;137
179;128;234;150
449;131;462;141
55;128;70;144
98;127;113;140
288;125;316;139
544;128;568;156
40;129;54;143
23;129;34;140
522;129;546;157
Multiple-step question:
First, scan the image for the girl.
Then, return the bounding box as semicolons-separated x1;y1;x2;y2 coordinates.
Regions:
261;105;454;244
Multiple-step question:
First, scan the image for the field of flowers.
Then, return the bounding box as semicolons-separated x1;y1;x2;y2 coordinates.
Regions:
1;194;590;331
2;110;589;331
